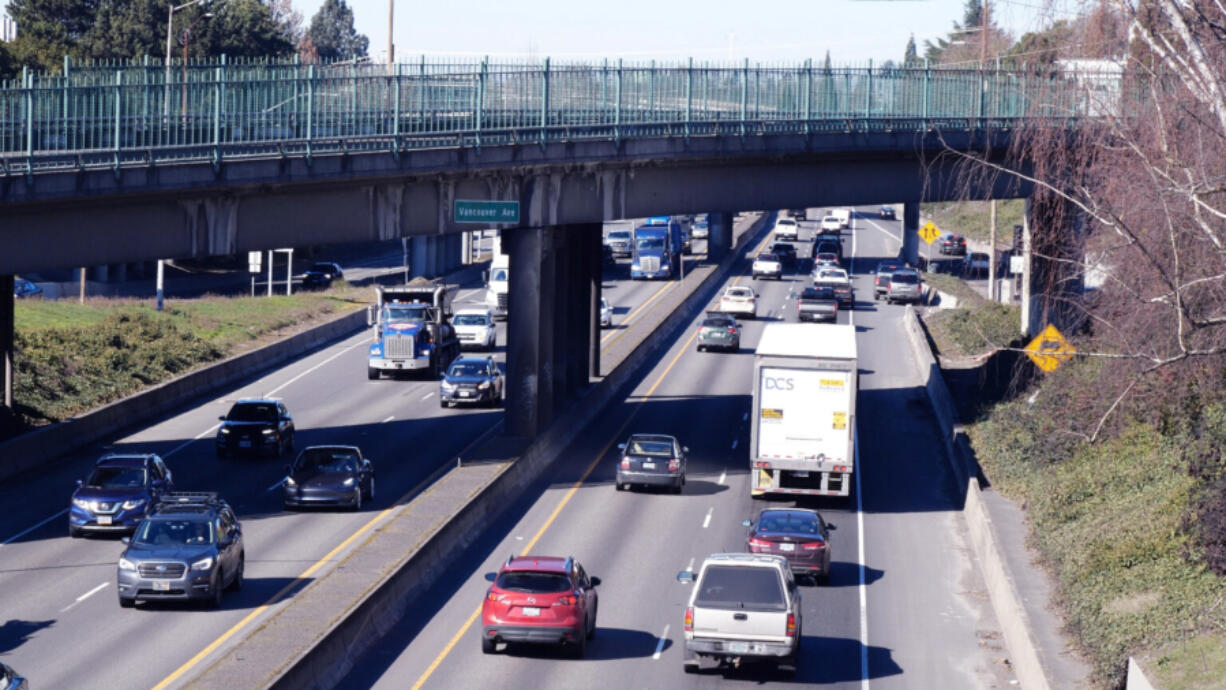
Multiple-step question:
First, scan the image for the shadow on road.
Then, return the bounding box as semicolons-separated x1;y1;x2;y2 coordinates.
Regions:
497;626;668;661
0;619;55;654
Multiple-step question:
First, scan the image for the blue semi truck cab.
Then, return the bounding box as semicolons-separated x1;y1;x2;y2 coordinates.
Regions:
367;283;460;380
630;217;683;280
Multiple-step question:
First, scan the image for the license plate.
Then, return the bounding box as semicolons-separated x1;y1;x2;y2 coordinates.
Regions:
97;515;112;525
642;462;656;470
780;543;795;552
460;391;473;397
153;581;170;591
728;642;750;654
794;471;809;478
521;607;540;617
238;439;252;448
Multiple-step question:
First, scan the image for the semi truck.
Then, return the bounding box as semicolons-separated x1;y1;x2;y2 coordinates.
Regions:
630;218;683;280
750;323;857;498
484;237;509;319
367;281;461;380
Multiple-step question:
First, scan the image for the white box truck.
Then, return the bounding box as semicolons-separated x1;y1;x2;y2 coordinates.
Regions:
484;234;509;319
750;323;857;498
831;207;852;229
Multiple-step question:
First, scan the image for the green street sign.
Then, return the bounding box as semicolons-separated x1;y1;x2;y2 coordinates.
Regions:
454;200;520;225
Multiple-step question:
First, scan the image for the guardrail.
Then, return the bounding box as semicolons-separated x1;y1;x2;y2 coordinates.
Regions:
0;57;1122;175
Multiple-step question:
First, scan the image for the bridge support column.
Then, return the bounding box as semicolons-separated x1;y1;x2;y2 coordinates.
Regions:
902;202;920;267
586;224;602;380
1;275;13;434
504;226;559;438
564;223;599;396
1022;193;1086;336
708;212;733;261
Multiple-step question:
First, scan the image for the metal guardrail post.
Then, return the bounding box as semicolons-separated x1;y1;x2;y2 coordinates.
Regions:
306;64;314;164
923;58;930;130
476;57;486;152
803;58;811;135
615;58;622;144
392;62;401;156
740;58;748;137
62;56;70;151
213;64;222;170
540;57;549;148
685;57;692;140
979;67;987;130
418;55;426;136
649;59;656;122
23;66;32;176
865;59;873;122
113;72;123;175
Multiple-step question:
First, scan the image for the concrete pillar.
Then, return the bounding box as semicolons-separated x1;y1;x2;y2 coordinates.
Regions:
1;275;12;415
564;223;599;396
708;212;733;261
902;202;920;267
588;224;601;379
551;233;570;407
504;226;558;438
462;232;473;265
410;236;432;278
1022;193;1085;336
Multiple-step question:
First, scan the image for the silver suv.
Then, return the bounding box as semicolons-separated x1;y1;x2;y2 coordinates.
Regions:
886;268;923;304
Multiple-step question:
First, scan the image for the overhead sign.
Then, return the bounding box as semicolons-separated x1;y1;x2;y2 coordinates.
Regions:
918;221;942;245
455;200;520;225
248;251;262;274
1024;324;1076;373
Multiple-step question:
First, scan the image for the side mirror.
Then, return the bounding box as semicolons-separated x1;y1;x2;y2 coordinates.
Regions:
218;416;226;422
741;519;753;527
682;446;690;453
75;479;83;487
366;304;375;327
617;443;626;451
121;536;130;544
589;576;602;587
484;572;497;583
482;270;490;284
676;570;694;584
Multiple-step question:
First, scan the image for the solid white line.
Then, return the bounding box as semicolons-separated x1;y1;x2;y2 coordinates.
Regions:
731;439;738;449
856;425;869;689
265;336;369;397
1;508;68;549
61;581;110;612
717;470;727;485
652;624;671;660
382;415;395;423
163;423;221;459
702;507;713;529
421;392;434;401
686;557;695;572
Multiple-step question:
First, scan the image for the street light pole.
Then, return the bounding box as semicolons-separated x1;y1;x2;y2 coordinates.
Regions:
388;0;395;66
164;0;210;118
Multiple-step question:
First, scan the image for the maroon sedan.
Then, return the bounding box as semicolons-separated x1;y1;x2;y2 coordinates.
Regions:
743;508;832;584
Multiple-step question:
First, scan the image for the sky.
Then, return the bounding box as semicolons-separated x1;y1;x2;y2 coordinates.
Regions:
292;0;1089;65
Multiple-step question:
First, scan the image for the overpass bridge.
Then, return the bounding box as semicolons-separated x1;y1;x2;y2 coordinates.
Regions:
0;57;1112;435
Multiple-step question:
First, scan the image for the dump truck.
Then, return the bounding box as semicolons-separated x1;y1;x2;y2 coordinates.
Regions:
367;281;460;380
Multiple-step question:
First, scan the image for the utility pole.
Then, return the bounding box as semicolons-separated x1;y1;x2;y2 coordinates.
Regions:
988;200;997;301
980;0;989;67
387;0;395;66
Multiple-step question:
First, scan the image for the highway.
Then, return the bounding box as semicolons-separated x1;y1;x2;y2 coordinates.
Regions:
0;223;732;689
342;210;1019;689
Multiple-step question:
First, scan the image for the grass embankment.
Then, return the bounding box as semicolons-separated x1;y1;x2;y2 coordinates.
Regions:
922;199;1024;247
13;285;367;427
921;273;1021;358
970;376;1226;687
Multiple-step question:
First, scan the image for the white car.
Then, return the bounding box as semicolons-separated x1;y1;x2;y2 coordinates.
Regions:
601;298;613;327
773;217;799;241
752;253;783;280
812;267;854;306
452;308;497;351
719;286;758;319
691;219;709;238
820;216;842;233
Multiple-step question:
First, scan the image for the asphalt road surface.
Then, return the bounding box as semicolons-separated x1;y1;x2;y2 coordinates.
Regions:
341;209;1018;689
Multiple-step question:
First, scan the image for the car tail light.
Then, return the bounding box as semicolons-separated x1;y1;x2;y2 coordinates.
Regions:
684;607;694;632
786;613;797;637
748;537;772;549
728;327;736;334
554;595;575;606
668;458;680;472
620;457;630;469
486;591;498;601
802;541;825;551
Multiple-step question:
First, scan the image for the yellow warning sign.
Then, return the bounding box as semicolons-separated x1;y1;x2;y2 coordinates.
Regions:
832;411;847;430
1024;324;1076;373
918;221;942;245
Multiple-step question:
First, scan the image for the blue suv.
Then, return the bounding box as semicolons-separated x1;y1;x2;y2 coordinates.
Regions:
69;454;173;538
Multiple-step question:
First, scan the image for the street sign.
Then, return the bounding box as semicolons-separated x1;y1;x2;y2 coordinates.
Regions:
1010;255;1025;275
1024;324;1076;373
455;200;520;225
248;251;262;274
918;221;942;245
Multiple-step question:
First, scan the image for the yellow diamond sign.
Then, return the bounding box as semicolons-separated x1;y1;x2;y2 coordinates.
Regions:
918;221;942;245
1024;324;1075;373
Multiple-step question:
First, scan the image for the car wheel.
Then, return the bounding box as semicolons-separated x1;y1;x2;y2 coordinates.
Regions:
118;595;135;609
587;604;598;640
481;636;497;654
697;345;704;352
367;477;376;500
286;432;294;454
571;624;587;658
683;648;700;673
352;487;363;512
615;482;625;492
440;400;450;409
367;367;380;380
778;653;799;677
227;555;244;591
206;579;224;609
69;525;82;538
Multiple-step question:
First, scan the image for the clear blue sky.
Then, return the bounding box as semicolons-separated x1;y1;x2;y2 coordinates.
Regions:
294;0;1082;64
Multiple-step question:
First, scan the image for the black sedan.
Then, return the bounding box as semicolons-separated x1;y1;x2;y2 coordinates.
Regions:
440;356;503;408
301;261;344;289
282;445;374;511
770;242;798;267
744;508;833;584
879;206;896;220
216;399;295;458
940;234;967;256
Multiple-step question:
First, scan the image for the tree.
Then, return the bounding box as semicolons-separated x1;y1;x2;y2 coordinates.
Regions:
268;0;303;47
80;0;166;61
4;0;96;70
904;34;918;66
306;0;367;61
198;0;293;58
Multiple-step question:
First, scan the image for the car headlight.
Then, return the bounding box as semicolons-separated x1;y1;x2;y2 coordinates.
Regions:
371;346;383;356
219;427;231;435
118;557;136;571
284;476;296;487
478;381;490;390
631;262;640;270
72;498;92;510
441;381;455;391
262;428;275;435
191;557;214;571
122;499;146;511
342;477;355;487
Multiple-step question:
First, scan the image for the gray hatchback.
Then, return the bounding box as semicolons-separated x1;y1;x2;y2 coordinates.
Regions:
696;313;740;353
615;434;688;494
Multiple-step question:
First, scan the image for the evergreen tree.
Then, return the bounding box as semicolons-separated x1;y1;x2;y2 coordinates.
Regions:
199;0;293;58
306;0;368;61
904;34;918;66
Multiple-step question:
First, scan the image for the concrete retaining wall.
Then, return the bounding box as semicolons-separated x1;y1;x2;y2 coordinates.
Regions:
1126;657;1156;690
901;306;1051;690
0;309;366;485
262;217;773;690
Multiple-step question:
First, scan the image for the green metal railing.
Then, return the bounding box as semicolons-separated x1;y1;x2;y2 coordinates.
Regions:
0;56;1121;176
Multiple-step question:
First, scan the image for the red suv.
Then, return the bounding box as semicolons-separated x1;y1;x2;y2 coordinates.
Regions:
481;555;601;657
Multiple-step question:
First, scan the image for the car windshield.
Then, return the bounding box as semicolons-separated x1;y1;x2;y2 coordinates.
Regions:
801;287;834;299
385;305;428;323
757;253;778;261
636;237;665;251
776;219;796;226
308;263;334;273
758;512;822;535
695;565;787;611
694;221;708;229
726;288;752;298
626;438;674;456
877;263;901;274
892;273;919;284
295;448;359;474
609;231;631;240
489;268;508;282
453;314;490;326
817;254;838;262
133;518;214;546
227;403;277;422
701;317;733;328
84;466;146;488
448;362;488;377
772;244;792;253
496;571;571;594
601;298;610;309
819;270;847;280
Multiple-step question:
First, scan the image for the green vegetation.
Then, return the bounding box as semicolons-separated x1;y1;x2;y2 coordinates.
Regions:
921;273;1021;358
13;289;365;427
922;200;1024;248
1145;633;1226;690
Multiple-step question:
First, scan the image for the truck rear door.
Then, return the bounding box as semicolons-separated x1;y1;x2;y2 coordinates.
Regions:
691;565;791;642
756;366;852;471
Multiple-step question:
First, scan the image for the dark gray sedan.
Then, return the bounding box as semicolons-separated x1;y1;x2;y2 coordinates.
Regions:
696;313;740;353
283;446;375;511
615;434;688;494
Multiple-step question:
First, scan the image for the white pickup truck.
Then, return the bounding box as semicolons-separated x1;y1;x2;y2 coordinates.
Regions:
679;553;802;675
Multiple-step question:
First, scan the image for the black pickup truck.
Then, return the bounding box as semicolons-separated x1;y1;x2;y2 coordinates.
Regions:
796;286;838;322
